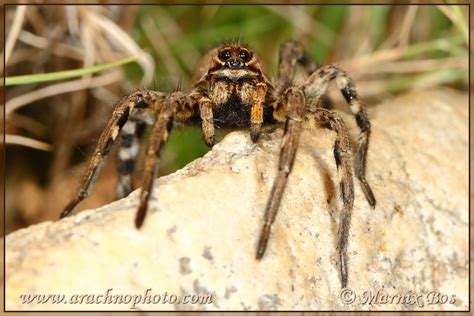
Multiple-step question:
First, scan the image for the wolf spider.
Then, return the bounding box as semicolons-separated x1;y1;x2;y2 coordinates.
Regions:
60;40;376;289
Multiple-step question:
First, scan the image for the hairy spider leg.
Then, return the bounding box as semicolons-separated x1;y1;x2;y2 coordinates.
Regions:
256;88;305;260
59;90;165;218
134;91;198;228
275;41;375;207
336;74;375;208
313;108;355;289
273;40;319;99
116;118;147;199
250;82;267;142
198;97;215;147
257;41;370;289
256;91;355;289
135;94;177;228
302;65;377;288
304;65;376;207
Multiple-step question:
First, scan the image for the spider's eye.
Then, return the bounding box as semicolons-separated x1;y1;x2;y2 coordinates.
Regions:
239;50;250;62
219;50;231;61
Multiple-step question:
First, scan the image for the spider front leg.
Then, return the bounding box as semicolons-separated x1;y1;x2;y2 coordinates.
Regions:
304;65;376;208
135;91;193;228
60;91;165;219
256;87;305;259
250;83;267;142
199;97;215;147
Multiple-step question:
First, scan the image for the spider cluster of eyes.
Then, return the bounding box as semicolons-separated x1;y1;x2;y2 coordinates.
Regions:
219;47;251;61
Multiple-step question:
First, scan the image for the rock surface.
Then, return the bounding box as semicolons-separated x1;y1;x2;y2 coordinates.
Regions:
5;89;468;311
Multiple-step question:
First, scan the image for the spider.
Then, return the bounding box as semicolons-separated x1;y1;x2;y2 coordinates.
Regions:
60;40;376;289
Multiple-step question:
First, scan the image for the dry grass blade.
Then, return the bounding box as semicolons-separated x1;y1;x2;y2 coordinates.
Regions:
65;6;81;37
7;113;48;137
6;134;53;151
18;30;84;61
339;48;403;71
398;6;418;48
359;57;467;75
380;6;418;50
80;10;96;71
86;8;155;86
5;5;27;66
141;16;181;76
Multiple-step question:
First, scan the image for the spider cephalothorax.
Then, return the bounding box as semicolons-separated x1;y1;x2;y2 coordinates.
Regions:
193;44;274;142
60;40;376;289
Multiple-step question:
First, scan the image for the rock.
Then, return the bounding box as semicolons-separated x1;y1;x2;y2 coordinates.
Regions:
5;88;468;311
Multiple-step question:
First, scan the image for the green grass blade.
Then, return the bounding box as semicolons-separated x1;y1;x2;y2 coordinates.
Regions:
4;55;138;86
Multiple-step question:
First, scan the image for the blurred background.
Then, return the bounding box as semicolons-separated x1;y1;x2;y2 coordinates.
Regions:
4;4;469;234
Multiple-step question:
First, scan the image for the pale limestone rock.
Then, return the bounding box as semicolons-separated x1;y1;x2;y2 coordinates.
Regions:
5;89;468;311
